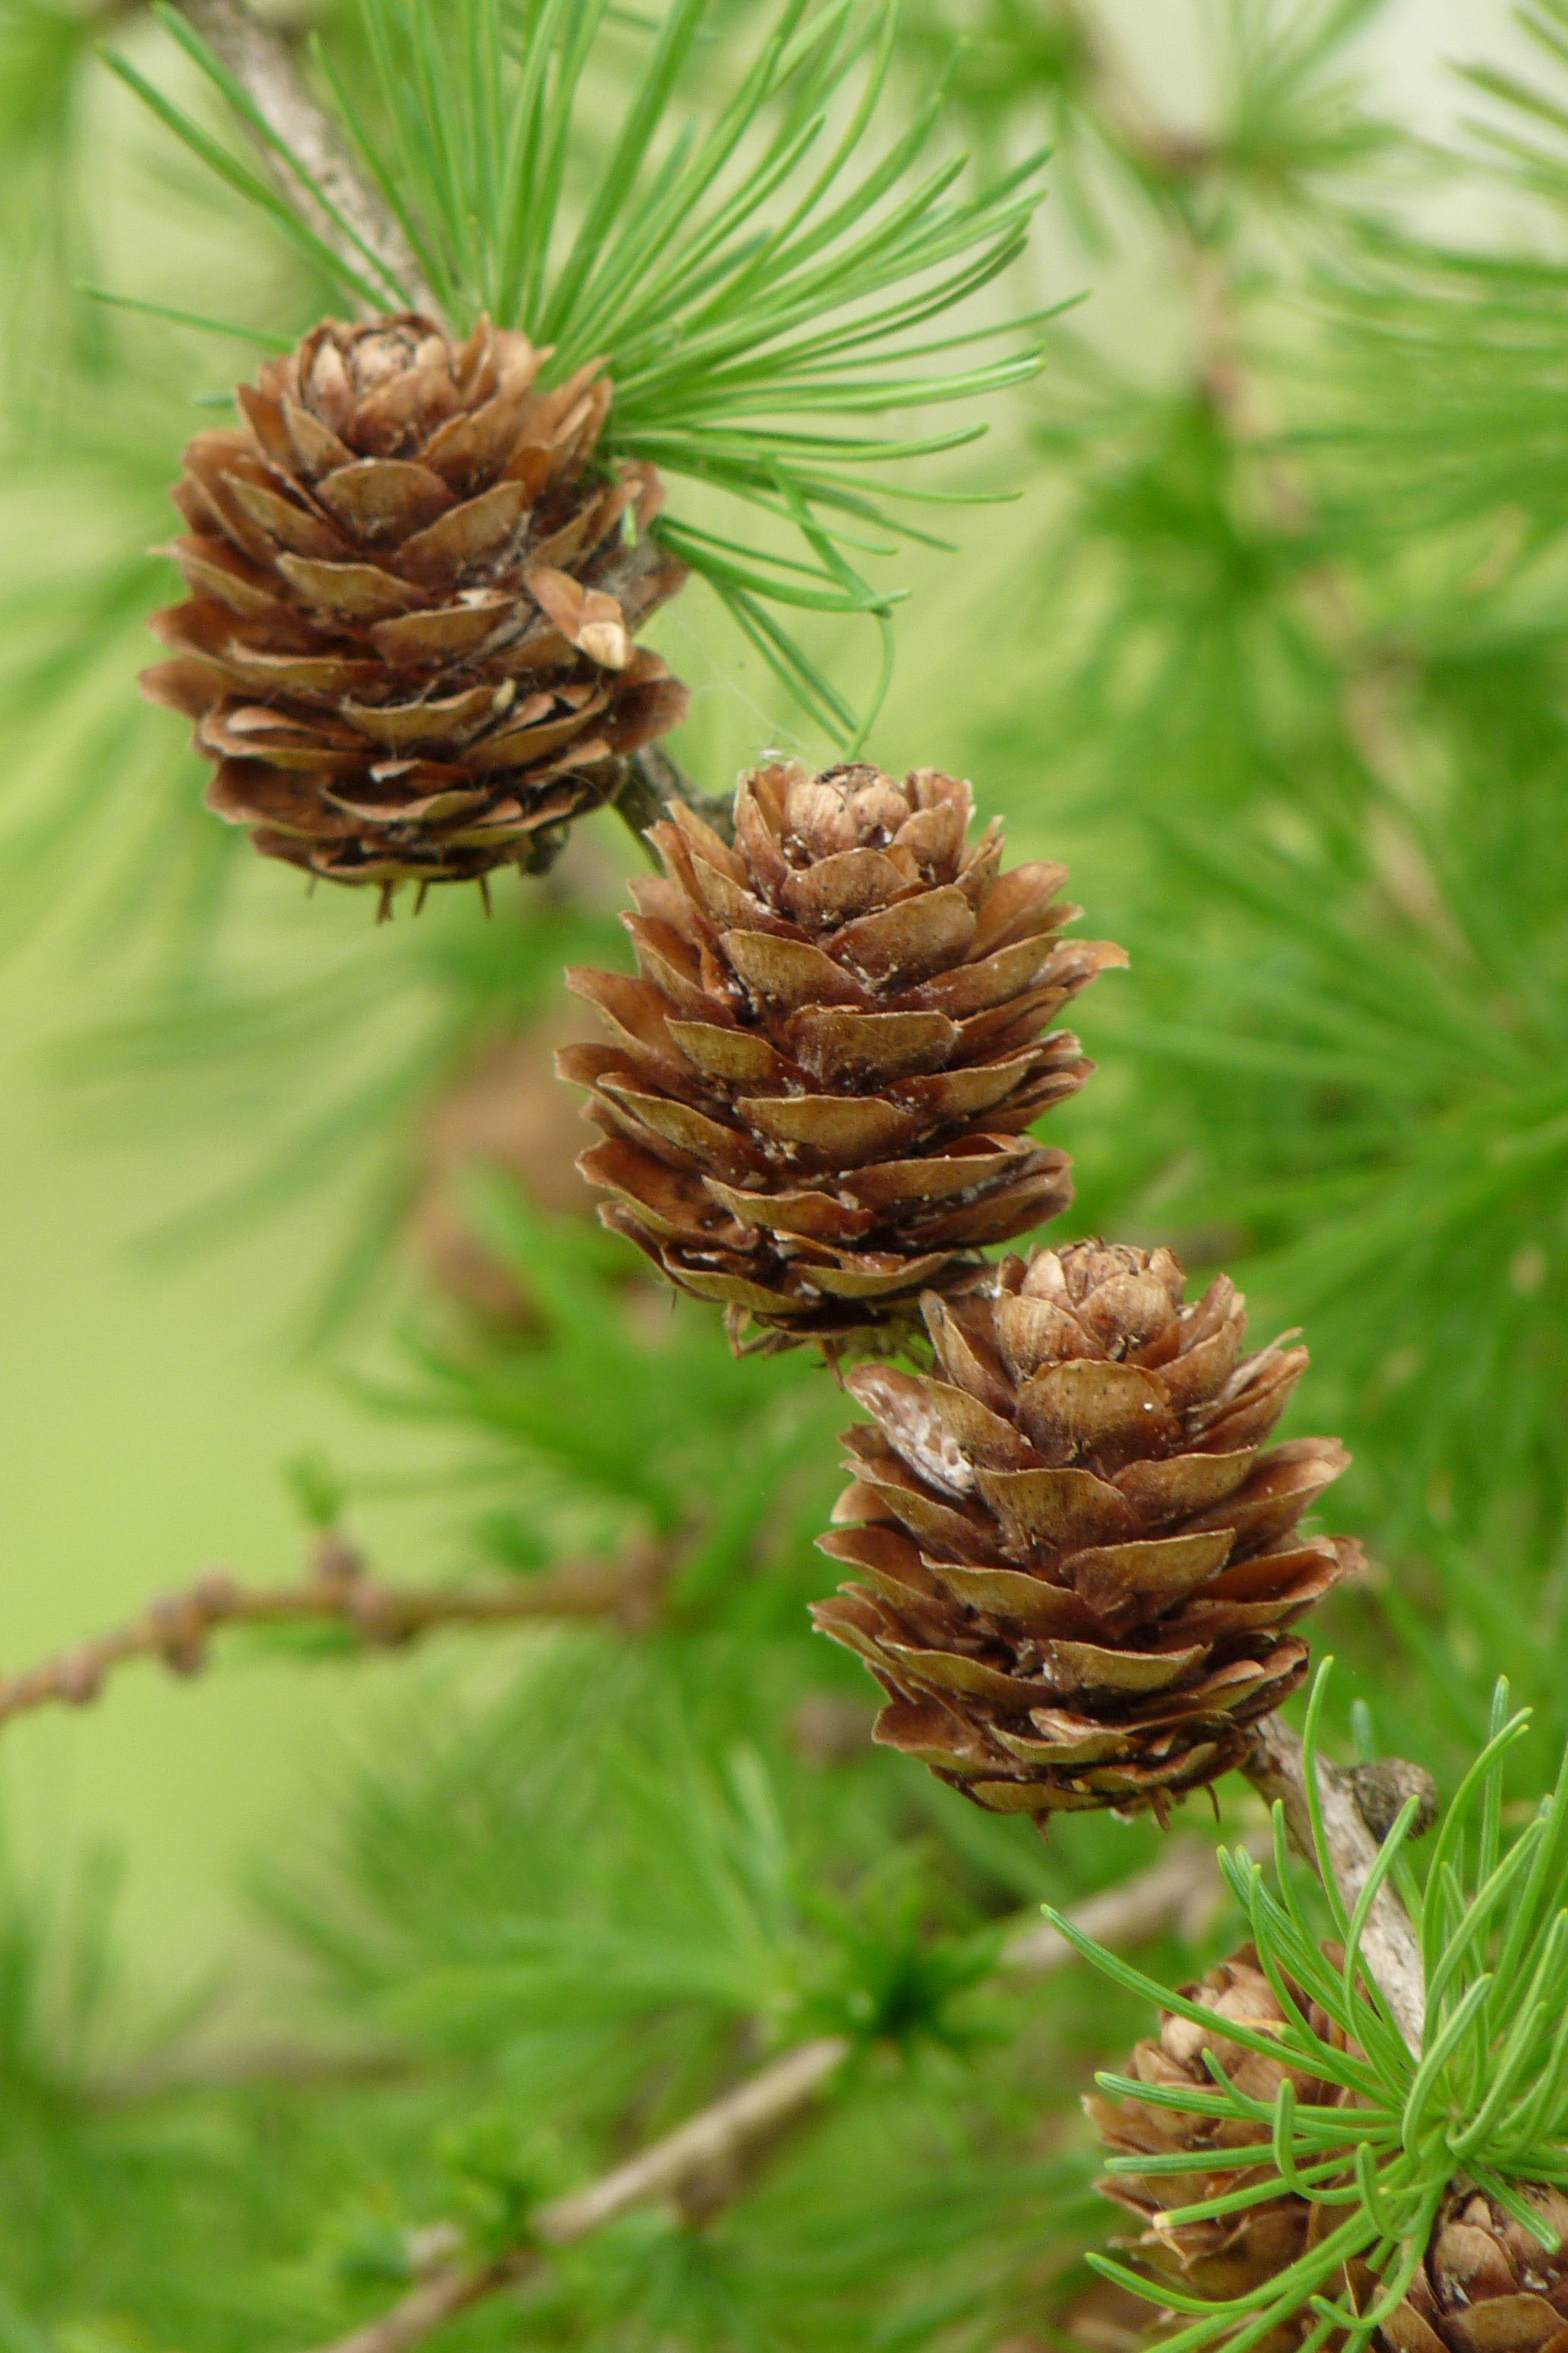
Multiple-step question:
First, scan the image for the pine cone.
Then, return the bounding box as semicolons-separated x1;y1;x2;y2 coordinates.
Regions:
558;760;1121;1349
1086;1946;1348;2352
811;1241;1358;1820
142;314;688;898
1356;2186;1568;2353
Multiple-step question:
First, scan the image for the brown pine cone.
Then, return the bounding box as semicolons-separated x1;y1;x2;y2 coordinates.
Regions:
1086;1946;1350;2353
558;759;1121;1349
142;314;688;898
811;1240;1359;1821
1356;2186;1568;2353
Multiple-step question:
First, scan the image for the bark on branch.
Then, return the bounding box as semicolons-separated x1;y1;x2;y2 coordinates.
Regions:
0;1535;666;1735
297;1838;1229;2353
177;0;433;314
1245;1712;1430;2053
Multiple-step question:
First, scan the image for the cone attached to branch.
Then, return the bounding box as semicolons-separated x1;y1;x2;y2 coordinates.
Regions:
144;314;688;896
1087;1946;1348;2340
558;760;1121;1349
812;1240;1358;1820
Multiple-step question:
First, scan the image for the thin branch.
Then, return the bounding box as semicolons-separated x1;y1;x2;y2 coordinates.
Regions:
534;2036;851;2243
1245;1712;1430;2054
1000;1834;1228;1973
176;0;435;315
98;2038;412;2105
616;745;738;844
308;2252;522;2353
0;1535;666;1734
296;1842;1228;2353
1058;0;1219;187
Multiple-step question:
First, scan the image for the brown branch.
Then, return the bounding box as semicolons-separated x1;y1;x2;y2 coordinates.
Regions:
308;2252;524;2353
0;1535;666;1735
533;2036;851;2244
296;1842;1229;2353
1245;1713;1430;2053
1000;1834;1228;1973
615;746;739;846
97;2038;413;2105
1058;0;1219;188
302;2040;850;2353
176;0;435;315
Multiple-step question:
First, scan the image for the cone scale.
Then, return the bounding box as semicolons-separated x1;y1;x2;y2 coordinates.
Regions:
1355;2187;1568;2353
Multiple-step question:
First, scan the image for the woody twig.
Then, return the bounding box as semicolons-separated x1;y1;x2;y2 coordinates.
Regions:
299;1836;1231;2353
0;1534;667;1734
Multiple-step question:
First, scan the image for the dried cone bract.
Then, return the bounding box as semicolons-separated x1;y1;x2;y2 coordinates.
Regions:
813;1240;1358;1819
561;760;1121;1347
1088;1947;1348;2350
144;314;688;892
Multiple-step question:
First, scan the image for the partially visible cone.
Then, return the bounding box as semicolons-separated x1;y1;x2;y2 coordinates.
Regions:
1355;2186;1568;2353
1089;1947;1344;2317
143;313;688;897
558;758;1121;1349
1096;1975;1568;2353
1086;1947;1348;2352
811;1240;1358;1821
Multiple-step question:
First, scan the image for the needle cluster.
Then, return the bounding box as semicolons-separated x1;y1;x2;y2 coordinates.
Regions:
1062;1678;1568;2353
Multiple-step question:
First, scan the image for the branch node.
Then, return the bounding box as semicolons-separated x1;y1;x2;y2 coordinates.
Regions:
58;1651;103;1706
194;1567;242;1615
347;1583;409;1646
